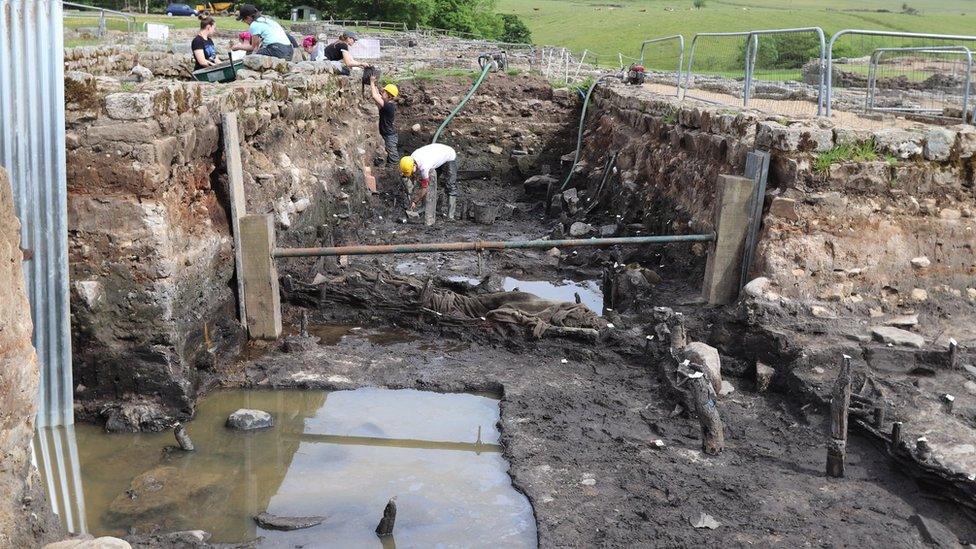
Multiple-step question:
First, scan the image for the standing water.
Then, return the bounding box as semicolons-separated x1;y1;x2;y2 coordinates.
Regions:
36;389;537;547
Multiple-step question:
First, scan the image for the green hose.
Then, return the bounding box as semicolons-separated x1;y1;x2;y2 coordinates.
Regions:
431;61;495;144
546;74;614;211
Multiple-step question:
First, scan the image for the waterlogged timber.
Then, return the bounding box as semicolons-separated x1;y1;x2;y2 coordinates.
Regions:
40;389;535;546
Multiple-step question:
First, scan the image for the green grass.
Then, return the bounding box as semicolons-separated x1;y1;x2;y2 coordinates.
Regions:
65;13;248;34
498;0;976;67
814;139;893;174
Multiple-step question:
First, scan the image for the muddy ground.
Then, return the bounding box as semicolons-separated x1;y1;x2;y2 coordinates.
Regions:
216;196;975;547
68;73;975;547
209;70;974;543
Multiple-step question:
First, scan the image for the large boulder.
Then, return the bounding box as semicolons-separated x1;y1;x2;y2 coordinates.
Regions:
106;466;221;522
226;409;274;430
870;326;924;348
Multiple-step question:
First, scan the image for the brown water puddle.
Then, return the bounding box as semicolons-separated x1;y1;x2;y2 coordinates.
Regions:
36;389;536;547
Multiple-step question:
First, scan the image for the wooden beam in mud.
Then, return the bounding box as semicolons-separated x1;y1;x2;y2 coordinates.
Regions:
223;112;248;330
686;368;724;455
826;355;852;477
240;214;282;340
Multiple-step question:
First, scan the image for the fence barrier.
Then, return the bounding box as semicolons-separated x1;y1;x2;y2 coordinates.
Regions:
634;35;685;97
681;28;825;116
865;46;972;122
63;1;133;35
743;27;825;116
826;29;976;121
681;31;753;104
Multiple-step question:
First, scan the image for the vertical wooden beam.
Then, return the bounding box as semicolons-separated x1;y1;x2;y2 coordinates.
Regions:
425;171;438;226
687;369;724;455
702;174;758;305
222;112;248;329
826;355;852;477
240;214;281;340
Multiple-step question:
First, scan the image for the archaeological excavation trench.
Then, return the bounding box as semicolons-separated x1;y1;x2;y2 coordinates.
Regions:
3;36;976;549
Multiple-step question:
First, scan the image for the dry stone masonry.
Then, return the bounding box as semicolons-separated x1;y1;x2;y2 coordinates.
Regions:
64;47;379;430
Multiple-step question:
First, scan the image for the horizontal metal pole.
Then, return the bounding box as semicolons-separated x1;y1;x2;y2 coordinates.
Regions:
273;234;715;258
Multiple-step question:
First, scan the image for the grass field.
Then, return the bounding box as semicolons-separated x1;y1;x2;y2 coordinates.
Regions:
497;0;976;62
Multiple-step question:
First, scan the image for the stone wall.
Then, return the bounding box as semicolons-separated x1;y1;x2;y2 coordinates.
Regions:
585;84;976;314
65;50;378;430
0;168;60;546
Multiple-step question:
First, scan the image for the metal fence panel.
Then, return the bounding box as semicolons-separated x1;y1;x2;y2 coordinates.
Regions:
827;29;976;121
682;31;752;105
865;47;972;122
0;0;73;427
744;27;825;116
635;35;684;97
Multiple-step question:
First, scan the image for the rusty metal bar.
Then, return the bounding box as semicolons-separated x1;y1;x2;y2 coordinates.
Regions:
273;233;715;258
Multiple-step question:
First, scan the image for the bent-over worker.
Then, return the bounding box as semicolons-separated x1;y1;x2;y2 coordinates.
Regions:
400;143;459;221
232;4;294;60
323;31;372;75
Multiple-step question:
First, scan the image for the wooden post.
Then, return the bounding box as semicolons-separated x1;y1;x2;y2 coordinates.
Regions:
948;338;958;370
891;421;902;446
686;369;724;455
702;175;758;305
240;214;282;339
425;171;438;226
375;497;397;537
222;112;248;330
826;355;852;477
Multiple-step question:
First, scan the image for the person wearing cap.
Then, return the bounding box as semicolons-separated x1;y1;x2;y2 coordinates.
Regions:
369;74;400;165
232;4;293;60
400;143;460;220
322;31;371;75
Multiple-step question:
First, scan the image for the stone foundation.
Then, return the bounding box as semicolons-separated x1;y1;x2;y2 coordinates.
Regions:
65;50;379;429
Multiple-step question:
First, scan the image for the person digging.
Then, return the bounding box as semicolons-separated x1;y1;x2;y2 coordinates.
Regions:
400;143;459;225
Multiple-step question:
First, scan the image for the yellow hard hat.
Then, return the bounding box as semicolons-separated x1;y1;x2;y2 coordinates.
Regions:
383;84;399;98
400;156;416;177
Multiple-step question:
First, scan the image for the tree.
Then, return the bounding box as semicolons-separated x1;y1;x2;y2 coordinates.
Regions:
499;14;531;44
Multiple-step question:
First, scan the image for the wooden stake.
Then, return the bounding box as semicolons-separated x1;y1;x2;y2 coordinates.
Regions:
826;355;852;478
375;497;397;537
686;369;724;455
891;421;902;446
948;338;958;370
872;405;886;429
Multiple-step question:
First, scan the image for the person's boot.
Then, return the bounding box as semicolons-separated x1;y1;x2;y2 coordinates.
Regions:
447;196;458;220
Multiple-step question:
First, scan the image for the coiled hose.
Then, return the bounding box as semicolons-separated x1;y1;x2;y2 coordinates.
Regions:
432;59;496;144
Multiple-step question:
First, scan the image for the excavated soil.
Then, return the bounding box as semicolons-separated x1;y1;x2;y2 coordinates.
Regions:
206;76;976;547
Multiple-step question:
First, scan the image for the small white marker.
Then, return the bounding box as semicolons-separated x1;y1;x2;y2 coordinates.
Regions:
560;358;568;364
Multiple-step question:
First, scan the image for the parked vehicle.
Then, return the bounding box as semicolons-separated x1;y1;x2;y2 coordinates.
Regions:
165;3;198;16
195;2;235;16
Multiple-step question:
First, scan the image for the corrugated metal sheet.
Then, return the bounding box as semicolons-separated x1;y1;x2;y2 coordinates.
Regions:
0;0;73;427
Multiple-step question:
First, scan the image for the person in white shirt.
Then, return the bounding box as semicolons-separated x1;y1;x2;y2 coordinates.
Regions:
400;143;460;219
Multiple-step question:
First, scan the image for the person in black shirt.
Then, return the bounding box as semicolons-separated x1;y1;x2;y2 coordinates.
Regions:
322;31;371;75
191;17;221;71
369;75;400;164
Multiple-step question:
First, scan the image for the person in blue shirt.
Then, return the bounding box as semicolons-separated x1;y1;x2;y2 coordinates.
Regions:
231;4;294;60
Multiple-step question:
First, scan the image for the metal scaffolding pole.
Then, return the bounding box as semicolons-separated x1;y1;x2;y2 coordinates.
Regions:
272;234;715;258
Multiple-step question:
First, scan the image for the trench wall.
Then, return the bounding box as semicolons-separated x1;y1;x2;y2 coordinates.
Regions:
64;49;378;429
586;84;976;312
0;168;60;546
